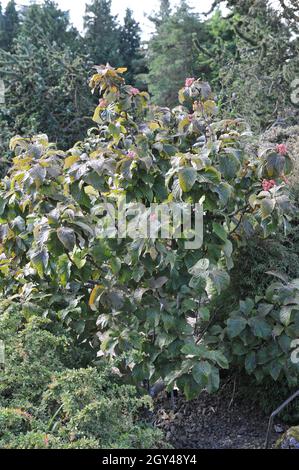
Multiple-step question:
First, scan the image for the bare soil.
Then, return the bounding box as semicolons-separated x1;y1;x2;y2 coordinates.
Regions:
151;379;283;449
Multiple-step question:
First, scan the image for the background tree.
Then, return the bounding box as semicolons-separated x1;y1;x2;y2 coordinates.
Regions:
18;0;80;50
204;0;299;129
119;8;141;85
0;0;19;51
0;1;93;158
84;0;120;66
0;0;142;175
144;1;213;106
147;0;172;27
0;4;4;49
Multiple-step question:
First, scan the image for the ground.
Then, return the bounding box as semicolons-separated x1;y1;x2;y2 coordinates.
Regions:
151;379;281;449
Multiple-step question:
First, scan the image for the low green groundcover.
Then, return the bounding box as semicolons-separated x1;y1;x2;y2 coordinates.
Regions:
0;302;166;449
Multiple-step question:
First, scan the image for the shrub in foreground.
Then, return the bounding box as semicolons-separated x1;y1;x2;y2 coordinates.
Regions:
0;65;295;399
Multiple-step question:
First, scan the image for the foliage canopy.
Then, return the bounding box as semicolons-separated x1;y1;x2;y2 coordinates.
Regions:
0;64;296;398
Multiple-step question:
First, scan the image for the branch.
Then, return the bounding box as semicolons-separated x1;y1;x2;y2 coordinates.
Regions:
278;0;299;22
60;116;92;132
233;24;259;47
202;0;223;16
193;38;214;58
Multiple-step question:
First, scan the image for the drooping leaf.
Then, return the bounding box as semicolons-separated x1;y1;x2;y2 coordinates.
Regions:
31;249;49;278
57;227;76;251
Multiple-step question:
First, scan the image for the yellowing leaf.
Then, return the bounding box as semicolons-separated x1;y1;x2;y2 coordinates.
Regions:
36;134;49;146
64;155;80;170
89;285;104;311
203;100;218;116
84;185;99;196
93;106;102;124
149;121;160;131
178;88;186;104
116;67;127;74
9;136;29;151
12;156;32;170
178;117;190;134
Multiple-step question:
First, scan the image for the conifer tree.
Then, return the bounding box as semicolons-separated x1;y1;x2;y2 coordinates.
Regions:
84;0;120;66
145;1;211;106
0;1;93;155
119;8;141;84
0;0;19;51
18;0;79;49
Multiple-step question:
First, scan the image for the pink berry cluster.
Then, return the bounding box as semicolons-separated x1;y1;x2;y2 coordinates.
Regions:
276;143;287;155
262;179;276;191
130;87;140;96
185;77;195;87
127;150;137;158
98;98;108;108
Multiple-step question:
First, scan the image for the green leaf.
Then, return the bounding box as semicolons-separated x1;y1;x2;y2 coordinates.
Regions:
219;153;241;179
248;317;272;339
178;167;197;192
260;198;275;219
257;348;271;365
212;222;227;242
181;343;201;356
269;360;282;381
57;227;76;251
148;276;168;289
71;248;87;269
212;350;229;369
192;361;211;385
206;365;220;393
188;258;209;277
279;306;293;327
74;320;85;335
31;249;49;278
156;332;176;349
181;375;204;400
239;298;255;315
57;254;71;287
199;307;210;322
110;257;121;274
203;166;221;184
245;351;256;374
0;196;6;216
278;334;291;353
227;317;247;338
213;182;232;206
257;302;274;316
209;269;230;294
265;152;285;178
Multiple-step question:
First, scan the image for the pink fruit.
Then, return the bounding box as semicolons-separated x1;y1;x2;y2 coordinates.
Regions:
130;87;140;96
276;143;287;155
185;77;195;87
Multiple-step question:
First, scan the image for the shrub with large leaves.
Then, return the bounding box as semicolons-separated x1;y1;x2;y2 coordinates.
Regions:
0;65;294;398
208;275;299;387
